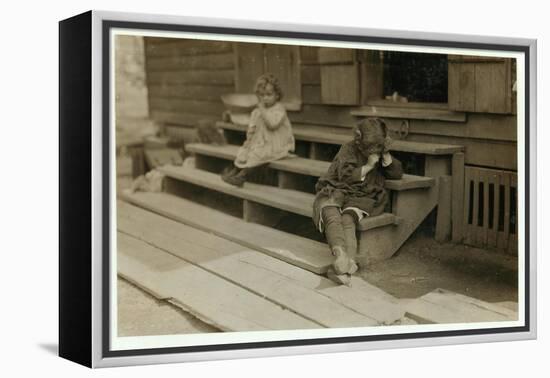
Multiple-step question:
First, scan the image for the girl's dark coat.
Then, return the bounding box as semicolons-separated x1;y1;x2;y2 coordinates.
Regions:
312;141;404;230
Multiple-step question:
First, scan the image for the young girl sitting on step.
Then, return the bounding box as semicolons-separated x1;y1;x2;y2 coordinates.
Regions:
312;118;403;286
222;74;295;187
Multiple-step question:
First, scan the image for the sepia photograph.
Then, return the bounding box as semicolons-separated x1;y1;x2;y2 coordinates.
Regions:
111;25;526;353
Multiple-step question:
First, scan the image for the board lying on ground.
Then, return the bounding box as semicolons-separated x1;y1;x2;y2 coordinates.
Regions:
118;232;320;331
118;200;406;326
121;190;333;274
403;288;519;324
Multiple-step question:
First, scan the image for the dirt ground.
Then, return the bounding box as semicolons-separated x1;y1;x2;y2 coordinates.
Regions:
117;278;218;337
360;230;518;302
117;230;518;336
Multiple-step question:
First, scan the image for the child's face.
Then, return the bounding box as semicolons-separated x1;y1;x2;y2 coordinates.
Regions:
258;84;278;108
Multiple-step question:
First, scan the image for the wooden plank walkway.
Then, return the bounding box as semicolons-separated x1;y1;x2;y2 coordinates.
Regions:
121;190;333;274
119;232;320;331
118;201;405;326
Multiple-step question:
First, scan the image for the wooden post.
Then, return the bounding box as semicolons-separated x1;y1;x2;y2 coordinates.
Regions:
195;155;226;173
487;171;499;248
497;173;511;250
424;155;451;177
278;171;294;189
471;168;480;246
508;174;518;255
128;146;146;178
278;171;315;193
451;152;465;243
309;142;321;160
435;176;452;243
243;200;284;228
425;155;452;242
463;167;472;245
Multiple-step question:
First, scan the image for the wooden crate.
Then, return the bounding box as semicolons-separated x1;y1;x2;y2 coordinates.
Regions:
463;166;517;253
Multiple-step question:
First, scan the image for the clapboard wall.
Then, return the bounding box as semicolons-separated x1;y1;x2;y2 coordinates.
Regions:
144;40;518;171
115;35;149;120
293;46;518;171
144;37;235;129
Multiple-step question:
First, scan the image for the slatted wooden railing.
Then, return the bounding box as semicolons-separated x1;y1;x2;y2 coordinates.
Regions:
463;166;517;253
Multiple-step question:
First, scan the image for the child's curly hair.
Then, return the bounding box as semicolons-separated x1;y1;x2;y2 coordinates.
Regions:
254;73;283;100
353;117;392;154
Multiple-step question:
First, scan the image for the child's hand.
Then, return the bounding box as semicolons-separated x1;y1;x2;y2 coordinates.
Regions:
366;153;380;167
381;152;393;167
360;154;380;179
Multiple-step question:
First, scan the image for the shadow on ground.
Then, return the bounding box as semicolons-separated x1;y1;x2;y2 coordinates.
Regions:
38;343;58;356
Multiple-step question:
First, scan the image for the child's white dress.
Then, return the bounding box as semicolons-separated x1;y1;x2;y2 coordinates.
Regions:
234;103;295;168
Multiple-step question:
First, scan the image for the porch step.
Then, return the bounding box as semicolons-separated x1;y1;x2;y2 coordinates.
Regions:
120;190;333;274
217;121;464;155
157;165;399;232
186;143;436;191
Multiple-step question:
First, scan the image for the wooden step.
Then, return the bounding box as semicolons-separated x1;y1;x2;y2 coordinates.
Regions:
217;121;464;155
120;190;333;274
118;232;320;331
157;165;399;231
118;201;406;326
186;143;436;191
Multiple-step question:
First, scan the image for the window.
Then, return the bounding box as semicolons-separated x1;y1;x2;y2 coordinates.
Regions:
383;51;449;103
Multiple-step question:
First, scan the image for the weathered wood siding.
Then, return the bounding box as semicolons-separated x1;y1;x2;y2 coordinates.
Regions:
295;46;518;171
448;56;515;114
144;37;235;127
116;35;149;120
144;41;518;171
233;43;302;107
115;35;154;180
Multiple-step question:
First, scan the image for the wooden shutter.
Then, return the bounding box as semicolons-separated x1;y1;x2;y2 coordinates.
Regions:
448;55;515;114
234;43;302;109
264;44;301;106
234;43;265;93
319;48;360;105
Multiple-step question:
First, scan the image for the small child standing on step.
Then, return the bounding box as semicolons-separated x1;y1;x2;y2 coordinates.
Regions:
312;118;403;285
222;74;295;187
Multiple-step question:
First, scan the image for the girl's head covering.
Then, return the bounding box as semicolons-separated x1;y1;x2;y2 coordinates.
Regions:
353;118;391;155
